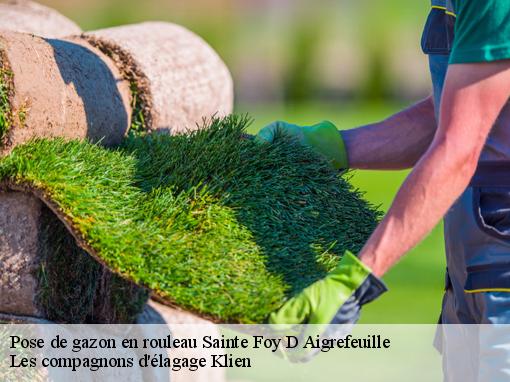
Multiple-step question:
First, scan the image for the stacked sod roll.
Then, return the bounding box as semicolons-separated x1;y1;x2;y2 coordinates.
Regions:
0;1;88;320
84;22;234;135
0;12;234;328
0;5;234;382
0;0;377;356
0;23;234;152
0;188;149;323
0;31;132;153
0;0;81;38
0;27;146;325
137;300;226;382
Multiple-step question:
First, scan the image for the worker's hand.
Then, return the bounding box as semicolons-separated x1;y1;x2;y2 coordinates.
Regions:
268;251;387;362
256;120;349;170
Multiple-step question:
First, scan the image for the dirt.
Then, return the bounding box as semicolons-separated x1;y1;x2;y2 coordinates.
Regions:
0;191;43;317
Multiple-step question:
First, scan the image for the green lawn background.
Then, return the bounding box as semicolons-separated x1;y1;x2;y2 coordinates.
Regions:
241;102;445;323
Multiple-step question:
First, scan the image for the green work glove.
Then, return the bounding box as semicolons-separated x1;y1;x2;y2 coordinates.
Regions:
256;120;349;170
268;251;387;361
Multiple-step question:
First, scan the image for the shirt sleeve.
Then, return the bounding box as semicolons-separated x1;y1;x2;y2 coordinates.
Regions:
450;0;510;64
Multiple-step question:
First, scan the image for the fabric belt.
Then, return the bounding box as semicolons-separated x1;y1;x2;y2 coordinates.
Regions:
430;0;455;17
465;264;510;293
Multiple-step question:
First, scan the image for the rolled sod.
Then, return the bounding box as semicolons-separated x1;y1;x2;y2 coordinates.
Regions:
0;31;132;153
84;22;234;135
0;192;43;317
0;0;81;38
0;116;381;323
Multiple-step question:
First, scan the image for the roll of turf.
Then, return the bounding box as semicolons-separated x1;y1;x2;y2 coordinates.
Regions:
0;0;81;38
0;32;143;321
84;22;234;135
0;31;132;154
0;116;381;323
0;190;149;323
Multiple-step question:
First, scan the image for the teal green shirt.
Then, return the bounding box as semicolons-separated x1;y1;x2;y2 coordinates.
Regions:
450;0;510;64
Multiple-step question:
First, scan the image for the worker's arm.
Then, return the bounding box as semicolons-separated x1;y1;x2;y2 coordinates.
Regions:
359;61;510;277
342;96;437;170
268;63;510;355
257;96;437;170
266;1;510;352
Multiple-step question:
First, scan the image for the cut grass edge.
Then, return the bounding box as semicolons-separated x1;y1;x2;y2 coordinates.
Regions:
0;47;13;148
83;35;152;136
0;180;225;323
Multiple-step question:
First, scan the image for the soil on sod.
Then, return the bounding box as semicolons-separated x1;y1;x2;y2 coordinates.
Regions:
83;35;151;135
0;116;380;323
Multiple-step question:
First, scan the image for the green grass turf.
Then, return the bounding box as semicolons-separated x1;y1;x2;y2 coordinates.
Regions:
241;102;446;323
0;115;380;323
0;62;13;146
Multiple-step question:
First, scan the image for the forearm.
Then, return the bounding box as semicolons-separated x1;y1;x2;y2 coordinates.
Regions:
342;97;437;170
358;140;476;277
358;62;510;277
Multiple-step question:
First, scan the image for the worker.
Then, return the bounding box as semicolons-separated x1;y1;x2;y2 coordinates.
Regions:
259;1;510;376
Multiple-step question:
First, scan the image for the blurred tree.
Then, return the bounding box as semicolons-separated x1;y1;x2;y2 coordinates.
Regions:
39;0;430;105
283;14;325;103
360;44;391;101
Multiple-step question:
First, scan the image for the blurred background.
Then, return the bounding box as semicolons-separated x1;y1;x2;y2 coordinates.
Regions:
38;0;445;324
40;0;431;106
